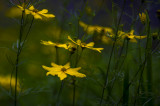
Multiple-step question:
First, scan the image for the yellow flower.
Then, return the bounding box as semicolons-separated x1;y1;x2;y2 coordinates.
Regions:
17;5;55;19
41;40;68;49
41;40;77;53
122;30;146;43
68;36;104;53
139;12;146;24
79;21;113;35
42;62;86;80
0;75;20;91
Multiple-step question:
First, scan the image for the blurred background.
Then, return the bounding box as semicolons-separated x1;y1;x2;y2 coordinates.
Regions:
0;0;160;105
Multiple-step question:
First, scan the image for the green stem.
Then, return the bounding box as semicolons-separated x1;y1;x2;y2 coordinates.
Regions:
56;80;64;106
72;48;84;106
100;0;126;105
14;10;25;106
19;17;34;53
72;78;76;106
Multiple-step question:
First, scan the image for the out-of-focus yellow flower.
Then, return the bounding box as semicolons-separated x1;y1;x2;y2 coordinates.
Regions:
0;76;20;91
68;36;104;53
122;30;146;43
79;21;113;35
17;5;55;19
6;7;22;18
41;40;68;49
41;40;77;53
42;62;86;80
139;12;146;24
101;35;114;44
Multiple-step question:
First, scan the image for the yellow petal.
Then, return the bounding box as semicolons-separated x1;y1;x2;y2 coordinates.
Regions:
33;13;42;19
42;14;55;18
130;30;134;35
90;48;104;53
79;21;88;29
29;5;35;11
66;68;86;78
64;63;70;69
76;39;81;45
101;35;113;45
42;65;59;72
51;62;60;67
128;35;134;39
104;27;113;33
17;5;24;10
68;36;78;45
86;42;94;47
58;72;67;80
39;9;48;14
41;40;56;46
46;71;60;76
25;9;31;14
134;35;146;39
57;44;68;49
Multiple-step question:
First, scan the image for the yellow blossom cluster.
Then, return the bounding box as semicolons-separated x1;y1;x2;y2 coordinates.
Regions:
17;4;55;19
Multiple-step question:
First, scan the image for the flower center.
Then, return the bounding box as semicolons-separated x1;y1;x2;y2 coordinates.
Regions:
61;67;67;72
33;9;39;13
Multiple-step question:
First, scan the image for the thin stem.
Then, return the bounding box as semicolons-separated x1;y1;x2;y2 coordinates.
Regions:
72;78;76;106
56;80;64;106
14;10;25;106
72;48;84;106
100;0;126;105
19;17;34;53
117;59;146;105
134;66;144;105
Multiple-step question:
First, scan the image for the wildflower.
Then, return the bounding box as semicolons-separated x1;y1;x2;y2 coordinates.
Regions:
79;21;113;35
139;12;146;24
17;5;55;19
0;76;20;91
41;40;68;49
42;62;86;80
101;35;114;45
123;30;146;43
68;36;104;53
41;40;77;53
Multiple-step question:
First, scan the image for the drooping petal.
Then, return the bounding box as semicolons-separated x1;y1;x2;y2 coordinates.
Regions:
33;13;42;19
90;47;104;53
58;72;67;80
66;67;86;78
46;71;60;76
